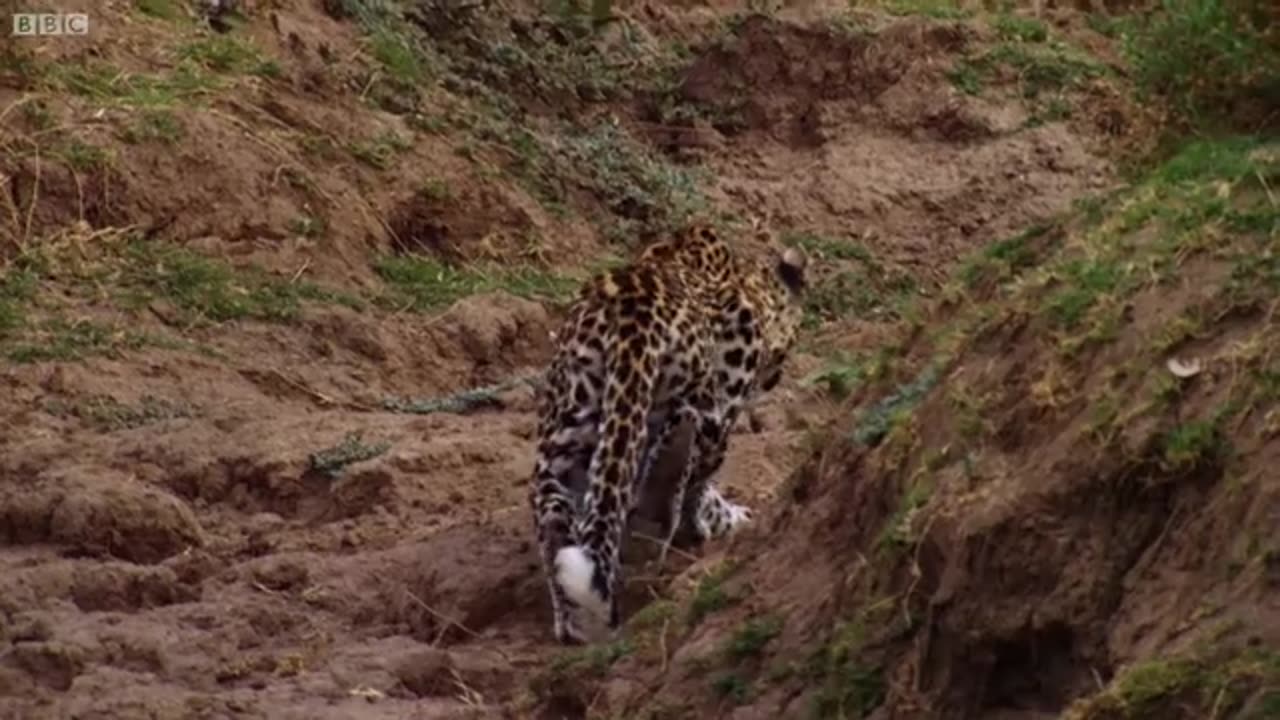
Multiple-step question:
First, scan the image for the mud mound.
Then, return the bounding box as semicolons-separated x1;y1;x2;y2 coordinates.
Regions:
0;469;204;565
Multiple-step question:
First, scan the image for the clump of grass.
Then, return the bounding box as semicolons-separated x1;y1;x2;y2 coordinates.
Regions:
55;139;115;172
994;13;1048;43
785;232;874;263
949;41;1104;98
3;318;156;363
883;0;971;20
711;672;750;704
548;638;633;677
557;123;708;238
0;260;40;338
348;130;411;169
960;223;1053;292
117;241;359;325
50;394;194;431
179;36;281;77
797;234;915;329
1106;658;1199;716
368;26;428;86
374;255;577;311
724;616;783;662
876;476;932;553
309;431;391;478
1123;0;1280;128
1043;258;1127;329
993;42;1104;98
1065;648;1280;720
688;562;738;626
119;109;184;144
1160;417;1227;472
420;177;452;201
803;353;870;401
47;61;220;107
947;62;984;95
809;612;888;720
136;0;185;21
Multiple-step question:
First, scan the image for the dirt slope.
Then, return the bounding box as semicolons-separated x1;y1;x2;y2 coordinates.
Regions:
6;2;1266;720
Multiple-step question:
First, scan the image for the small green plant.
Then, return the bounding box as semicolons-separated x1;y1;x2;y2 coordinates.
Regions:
54;394;194;431
961;223;1053;290
136;0;184;21
348;131;411;169
810;661;884;719
688;562;737;626
375;255;576;310
368;26;428;86
1086;12;1133;38
179;36;281;77
785;232;874;263
1043;258;1126;329
3;319;156;363
712;672;750;704
947;61;984;95
804;354;868;400
950;42;1103;99
120;109;184;144
994;13;1048;43
548;637;633;677
876;476;932;552
56;139;114;172
1027;96;1073;126
420;177;452;201
724;616;783;662
1110;658;1199;714
626;600;677;632
309;431;391;478
883;0;971;20
1160;418;1225;472
0;261;40;338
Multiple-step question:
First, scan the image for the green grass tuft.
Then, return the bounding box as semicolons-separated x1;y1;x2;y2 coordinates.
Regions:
375;255;577;311
309;431;391;478
994;14;1048;43
1123;0;1280;128
117;241;361;325
724;616;783;662
179;36;281;77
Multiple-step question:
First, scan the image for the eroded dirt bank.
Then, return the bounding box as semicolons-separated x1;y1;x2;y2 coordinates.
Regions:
3;1;1273;719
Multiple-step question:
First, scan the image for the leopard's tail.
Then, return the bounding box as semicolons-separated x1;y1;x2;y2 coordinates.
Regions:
554;545;608;620
555;325;657;622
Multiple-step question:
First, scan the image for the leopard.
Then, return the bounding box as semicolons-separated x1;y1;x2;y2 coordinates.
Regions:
528;223;807;644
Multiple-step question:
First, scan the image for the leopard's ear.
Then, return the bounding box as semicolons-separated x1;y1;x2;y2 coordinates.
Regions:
777;246;807;292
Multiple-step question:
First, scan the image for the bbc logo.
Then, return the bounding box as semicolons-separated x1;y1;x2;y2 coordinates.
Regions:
12;13;91;36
